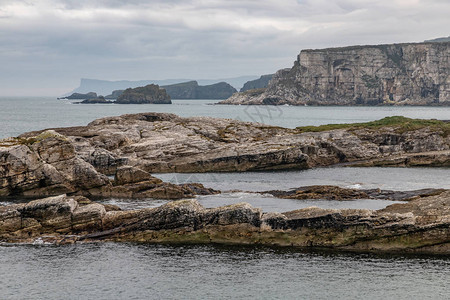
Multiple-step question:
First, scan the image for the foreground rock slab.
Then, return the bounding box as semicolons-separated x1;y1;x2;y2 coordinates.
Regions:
1;192;449;254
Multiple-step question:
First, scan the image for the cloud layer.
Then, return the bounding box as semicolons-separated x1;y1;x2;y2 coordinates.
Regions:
0;0;449;95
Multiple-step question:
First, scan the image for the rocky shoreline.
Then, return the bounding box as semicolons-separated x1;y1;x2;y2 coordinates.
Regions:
1;112;448;253
0;113;448;198
1;191;448;254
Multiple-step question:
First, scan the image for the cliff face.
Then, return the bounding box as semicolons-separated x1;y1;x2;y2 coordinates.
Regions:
221;42;450;105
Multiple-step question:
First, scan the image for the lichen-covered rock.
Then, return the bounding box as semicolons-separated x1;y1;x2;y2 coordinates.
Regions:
220;42;450;105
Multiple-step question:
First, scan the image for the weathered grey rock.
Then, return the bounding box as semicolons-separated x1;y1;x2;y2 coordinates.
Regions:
264;185;447;201
220;42;450;105
2;113;448;198
114;166;161;186
1;192;448;254
13;113;450;176
0;130;215;199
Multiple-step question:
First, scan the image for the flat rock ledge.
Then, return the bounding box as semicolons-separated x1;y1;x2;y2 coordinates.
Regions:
263;185;447;201
1;192;449;254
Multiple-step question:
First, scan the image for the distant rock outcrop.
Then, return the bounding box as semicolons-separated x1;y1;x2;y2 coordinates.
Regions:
65;77;257;97
78;96;113;104
425;36;450;43
221;42;450;106
162;81;237;99
61;92;97;100
115;84;171;104
105;90;124;99
240;74;274;92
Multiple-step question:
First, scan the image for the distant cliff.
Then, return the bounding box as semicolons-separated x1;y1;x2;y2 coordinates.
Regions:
116;84;171;104
162;81;237;99
240;74;274;92
65;76;258;97
221;42;450;106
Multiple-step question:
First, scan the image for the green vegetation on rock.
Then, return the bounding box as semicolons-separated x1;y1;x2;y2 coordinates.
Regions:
296;116;450;136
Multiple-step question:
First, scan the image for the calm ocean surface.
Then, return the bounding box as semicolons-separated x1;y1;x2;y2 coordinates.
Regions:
1;97;450;138
1;97;449;299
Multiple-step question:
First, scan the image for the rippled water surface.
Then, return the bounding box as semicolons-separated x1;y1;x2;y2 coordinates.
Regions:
1;243;449;300
1;97;449;299
156;167;450;192
1;97;449;138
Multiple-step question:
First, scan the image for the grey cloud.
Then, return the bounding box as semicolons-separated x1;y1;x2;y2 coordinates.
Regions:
0;0;449;96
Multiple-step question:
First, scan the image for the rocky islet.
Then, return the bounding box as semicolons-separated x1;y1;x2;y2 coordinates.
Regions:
0;112;449;253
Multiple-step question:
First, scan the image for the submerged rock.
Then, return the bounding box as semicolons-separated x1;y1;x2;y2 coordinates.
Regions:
1;192;448;254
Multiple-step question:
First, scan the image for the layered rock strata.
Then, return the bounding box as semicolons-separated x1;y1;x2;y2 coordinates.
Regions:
221;42;450;105
1;192;448;254
0;130;217;198
1;113;448;198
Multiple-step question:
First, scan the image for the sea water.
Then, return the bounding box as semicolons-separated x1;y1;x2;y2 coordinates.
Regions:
0;97;449;299
1;97;449;138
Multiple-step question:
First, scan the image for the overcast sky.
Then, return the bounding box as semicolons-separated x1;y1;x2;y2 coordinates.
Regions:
0;0;448;96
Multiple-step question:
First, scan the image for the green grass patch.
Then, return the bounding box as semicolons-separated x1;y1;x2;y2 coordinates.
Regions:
295;116;450;136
